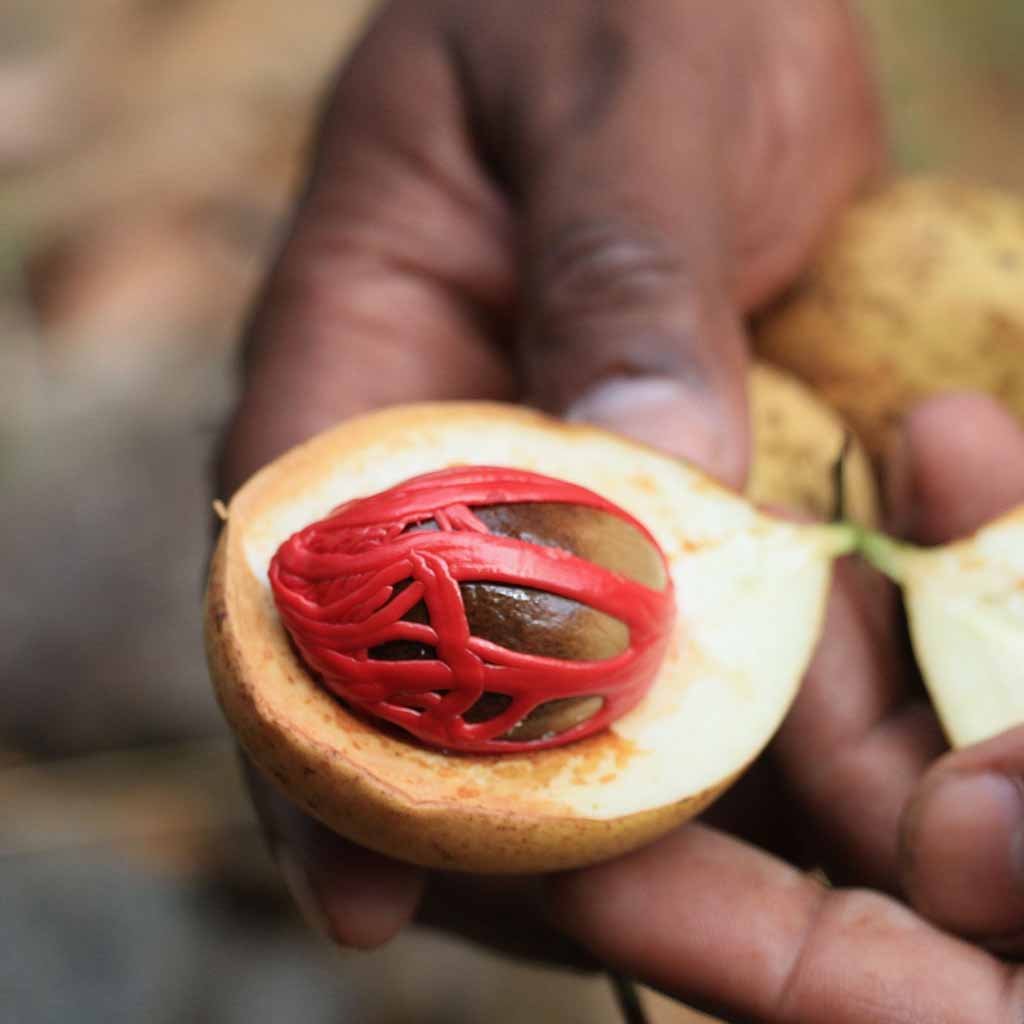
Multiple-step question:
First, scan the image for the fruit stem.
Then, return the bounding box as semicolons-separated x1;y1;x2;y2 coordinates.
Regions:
856;528;914;583
608;972;649;1024
815;521;861;558
830;432;853;524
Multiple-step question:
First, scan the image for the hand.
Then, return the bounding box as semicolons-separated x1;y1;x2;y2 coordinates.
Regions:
217;0;883;969
551;394;1024;1021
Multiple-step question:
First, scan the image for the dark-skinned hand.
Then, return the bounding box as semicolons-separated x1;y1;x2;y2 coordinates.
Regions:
217;2;1024;1019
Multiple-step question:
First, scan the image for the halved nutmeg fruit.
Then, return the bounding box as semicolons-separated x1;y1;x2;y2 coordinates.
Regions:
205;402;854;873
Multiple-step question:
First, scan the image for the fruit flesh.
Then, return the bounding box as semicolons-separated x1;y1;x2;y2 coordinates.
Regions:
860;511;1024;748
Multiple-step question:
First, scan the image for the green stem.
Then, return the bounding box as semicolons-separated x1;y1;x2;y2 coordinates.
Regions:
831;432;853;524
815;521;861;558
856;528;915;583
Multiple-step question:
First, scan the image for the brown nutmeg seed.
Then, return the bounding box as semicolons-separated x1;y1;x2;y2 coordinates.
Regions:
370;502;667;740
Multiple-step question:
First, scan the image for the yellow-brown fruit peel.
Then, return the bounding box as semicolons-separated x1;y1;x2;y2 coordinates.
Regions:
755;177;1024;458
748;362;879;525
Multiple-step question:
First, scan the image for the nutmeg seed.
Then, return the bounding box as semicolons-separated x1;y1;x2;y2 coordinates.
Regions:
370;501;667;740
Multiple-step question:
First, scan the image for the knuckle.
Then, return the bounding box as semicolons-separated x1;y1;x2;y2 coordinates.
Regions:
531;219;694;346
523;219;721;408
775;886;917;1020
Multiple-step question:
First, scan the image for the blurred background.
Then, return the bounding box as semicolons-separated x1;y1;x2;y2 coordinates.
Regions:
2;1;1024;1021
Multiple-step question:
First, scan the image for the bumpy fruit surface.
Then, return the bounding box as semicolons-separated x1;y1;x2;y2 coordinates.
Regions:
748;363;878;525
755;177;1024;458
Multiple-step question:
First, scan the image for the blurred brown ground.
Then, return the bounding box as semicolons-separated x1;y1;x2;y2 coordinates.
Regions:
2;1;1024;1021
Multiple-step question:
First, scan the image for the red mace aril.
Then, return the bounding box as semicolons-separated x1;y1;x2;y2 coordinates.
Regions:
268;466;676;753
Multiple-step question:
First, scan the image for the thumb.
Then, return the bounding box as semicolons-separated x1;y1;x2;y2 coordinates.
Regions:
514;122;750;487
489;7;758;487
474;1;879;488
890;393;1024;947
525;219;750;487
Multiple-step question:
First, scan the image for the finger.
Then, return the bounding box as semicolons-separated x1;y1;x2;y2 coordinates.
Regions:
218;2;517;493
418;874;597;970
771;557;945;889
244;759;425;949
886;392;1024;544
519;73;751;487
902;728;1024;949
548;824;1023;1024
766;395;1024;886
889;395;1024;943
459;0;879;484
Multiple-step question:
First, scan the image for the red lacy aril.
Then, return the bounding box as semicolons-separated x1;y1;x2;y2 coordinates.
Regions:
269;466;676;753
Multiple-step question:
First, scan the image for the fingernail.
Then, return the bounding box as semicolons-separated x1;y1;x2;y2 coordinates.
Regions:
565;376;745;486
277;846;338;944
883;423;918;538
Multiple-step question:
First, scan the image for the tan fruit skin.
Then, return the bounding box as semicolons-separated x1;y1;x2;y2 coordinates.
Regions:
754;177;1024;459
747;362;879;525
205;405;746;874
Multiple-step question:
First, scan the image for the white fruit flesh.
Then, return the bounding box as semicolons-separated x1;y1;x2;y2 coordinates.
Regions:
208;403;851;870
861;511;1024;748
